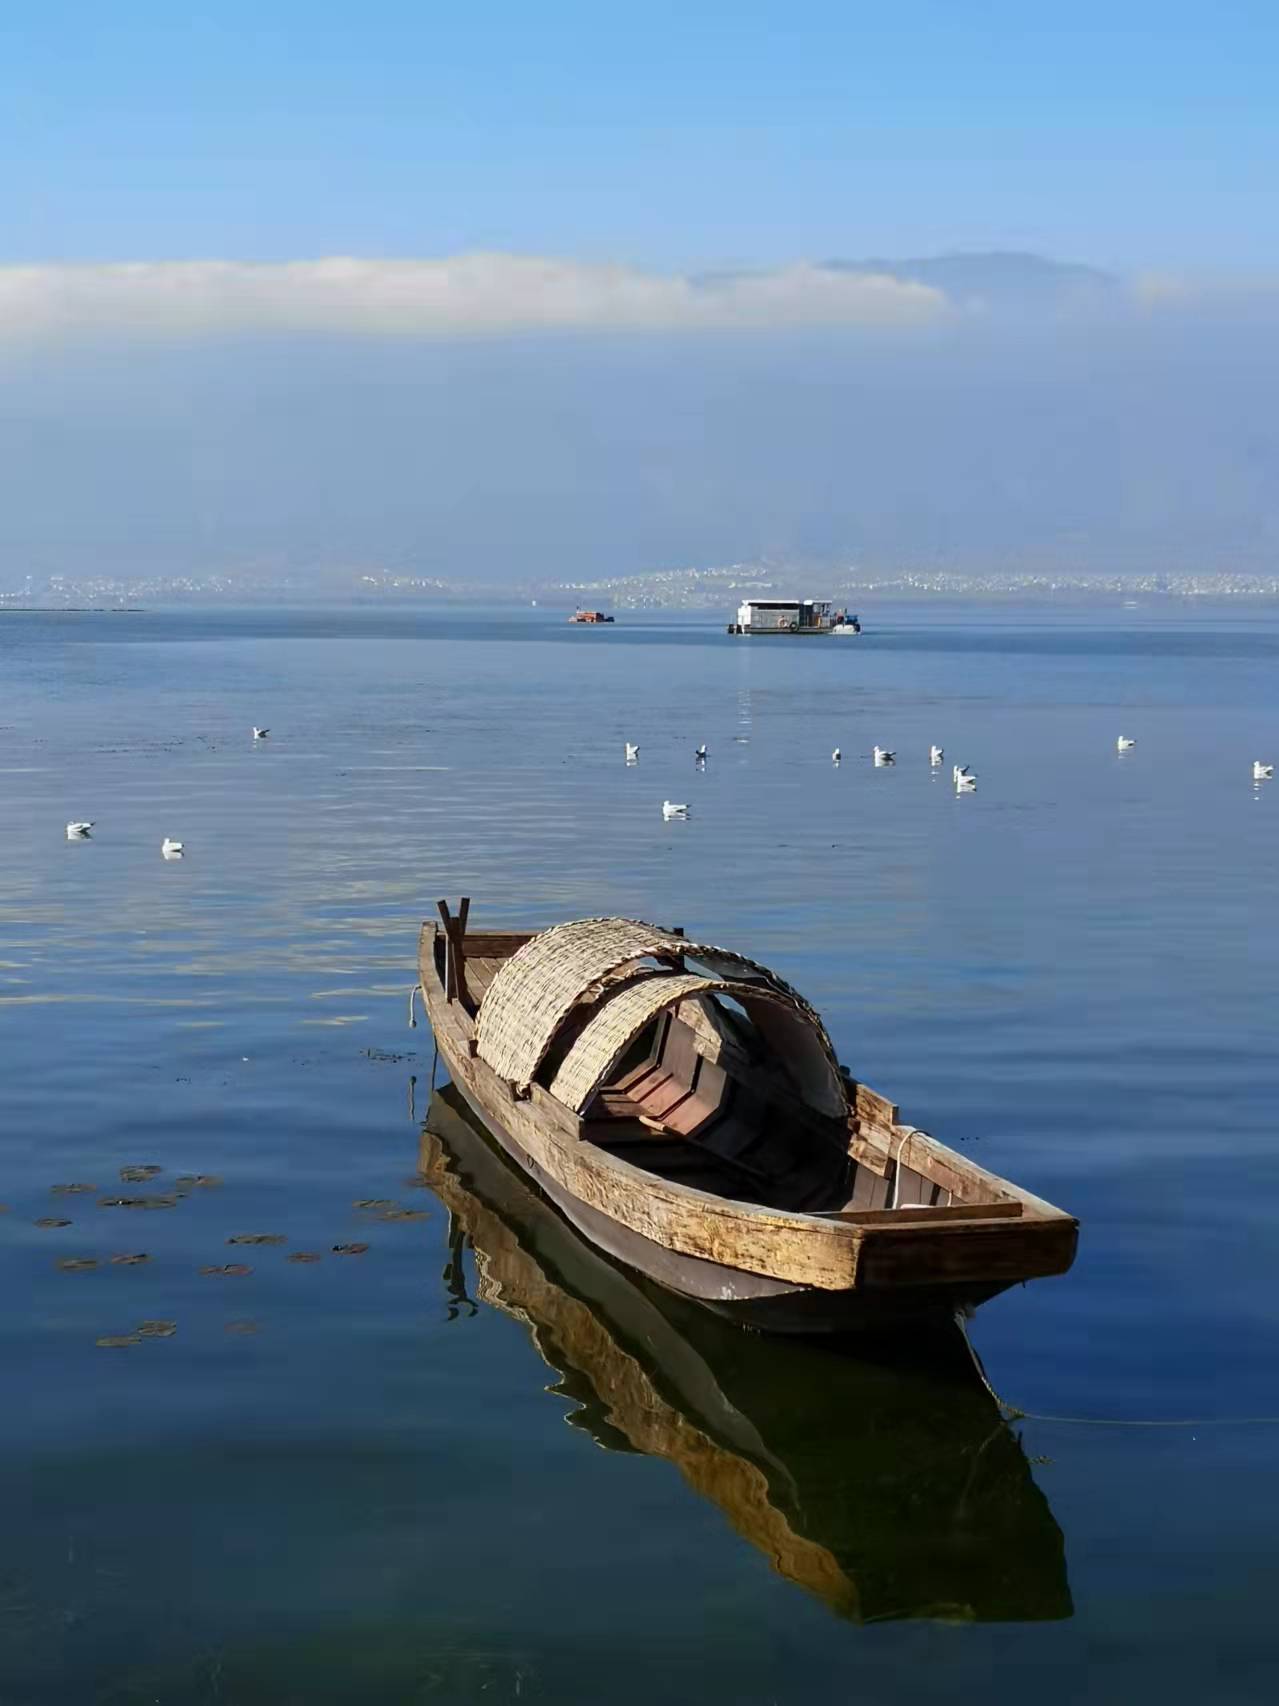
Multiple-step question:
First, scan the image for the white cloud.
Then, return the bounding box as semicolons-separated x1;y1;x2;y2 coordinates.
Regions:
1131;270;1279;309
0;254;947;342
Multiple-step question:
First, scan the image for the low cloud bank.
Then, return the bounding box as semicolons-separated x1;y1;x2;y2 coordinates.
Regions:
0;254;948;341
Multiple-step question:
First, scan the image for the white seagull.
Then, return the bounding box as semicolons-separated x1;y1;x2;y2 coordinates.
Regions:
662;800;689;819
161;837;184;857
694;744;707;761
252;727;269;741
1117;736;1137;752
872;746;896;767
955;772;978;793
624;742;639;763
831;747;842;764
1254;761;1274;781
65;821;94;839
953;764;976;785
930;745;944;767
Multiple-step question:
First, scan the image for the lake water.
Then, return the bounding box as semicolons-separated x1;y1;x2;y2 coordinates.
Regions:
2;602;1277;1704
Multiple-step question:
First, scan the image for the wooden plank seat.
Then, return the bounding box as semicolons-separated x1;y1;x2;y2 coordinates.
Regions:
463;956;505;1005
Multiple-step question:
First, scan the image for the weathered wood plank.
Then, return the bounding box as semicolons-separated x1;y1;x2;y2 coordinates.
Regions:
817;1200;1023;1226
851;1125;1020;1209
457;931;535;958
463;956;496;1002
851;1082;900;1129
857;1219;1078;1288
435;902;455;998
528;1082;583;1141
848;1137;891;1178
436;900;473;1006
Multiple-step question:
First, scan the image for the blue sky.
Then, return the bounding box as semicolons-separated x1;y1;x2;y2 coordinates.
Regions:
3;3;1277;586
3;0;1276;269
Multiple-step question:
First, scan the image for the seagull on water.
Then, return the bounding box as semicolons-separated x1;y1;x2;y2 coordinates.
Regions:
662;800;689;819
831;747;842;764
953;764;976;785
161;837;184;857
873;746;895;767
930;745;944;767
1117;736;1137;752
624;742;639;763
955;772;978;793
65;821;94;839
1254;761;1274;781
252;727;269;741
695;744;707;761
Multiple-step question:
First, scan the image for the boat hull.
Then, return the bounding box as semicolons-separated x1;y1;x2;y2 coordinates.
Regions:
439;1041;1009;1335
419;915;1076;1336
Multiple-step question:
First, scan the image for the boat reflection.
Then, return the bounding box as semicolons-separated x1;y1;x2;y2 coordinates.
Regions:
420;1084;1072;1625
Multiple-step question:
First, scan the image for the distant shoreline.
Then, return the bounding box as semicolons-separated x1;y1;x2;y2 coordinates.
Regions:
5;590;1279;614
6;596;1279;613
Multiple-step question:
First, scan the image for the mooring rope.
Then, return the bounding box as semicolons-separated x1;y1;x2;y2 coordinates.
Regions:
885;1127;911;1210
408;983;420;1029
954;1311;1279;1429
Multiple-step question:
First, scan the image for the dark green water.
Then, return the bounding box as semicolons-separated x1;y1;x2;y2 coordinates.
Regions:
2;603;1277;1703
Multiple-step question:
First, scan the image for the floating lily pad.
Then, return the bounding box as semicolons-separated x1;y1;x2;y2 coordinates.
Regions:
200;1263;252;1277
174;1174;222;1190
378;1208;429;1222
119;1165;162;1183
352;1199;397;1211
50;1183;97;1196
332;1243;369;1256
136;1320;177;1339
287;1251;322;1264
96;1334;141;1349
56;1257;99;1272
224;1320;260;1335
227;1233;286;1247
110;1252;151;1266
35;1217;72;1229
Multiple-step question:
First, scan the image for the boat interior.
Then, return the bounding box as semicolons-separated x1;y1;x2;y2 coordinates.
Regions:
444;930;1005;1219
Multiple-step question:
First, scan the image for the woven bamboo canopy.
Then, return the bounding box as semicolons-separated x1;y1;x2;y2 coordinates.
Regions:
474;917;847;1118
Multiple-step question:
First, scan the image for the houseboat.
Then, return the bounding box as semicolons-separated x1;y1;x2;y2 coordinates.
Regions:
727;599;860;636
570;609;615;624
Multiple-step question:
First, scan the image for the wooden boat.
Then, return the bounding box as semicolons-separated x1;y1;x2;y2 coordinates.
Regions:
418;903;1078;1333
419;1083;1072;1623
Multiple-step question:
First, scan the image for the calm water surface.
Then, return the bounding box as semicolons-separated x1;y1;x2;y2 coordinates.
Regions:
2;603;1277;1703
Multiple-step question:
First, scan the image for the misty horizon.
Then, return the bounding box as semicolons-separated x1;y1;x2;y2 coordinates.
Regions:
2;248;1277;588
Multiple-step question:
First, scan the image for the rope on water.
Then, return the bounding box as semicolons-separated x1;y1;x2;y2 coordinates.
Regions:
954;1311;1279;1429
408;983;420;1030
